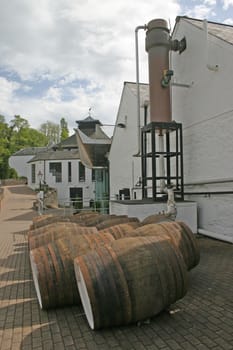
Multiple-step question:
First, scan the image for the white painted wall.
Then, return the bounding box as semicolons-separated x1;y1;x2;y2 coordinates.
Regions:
172;18;233;241
9;155;34;178
109;83;147;200
27;159;95;206
110;200;197;233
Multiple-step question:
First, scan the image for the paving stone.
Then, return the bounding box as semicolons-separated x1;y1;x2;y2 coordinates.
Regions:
0;185;233;350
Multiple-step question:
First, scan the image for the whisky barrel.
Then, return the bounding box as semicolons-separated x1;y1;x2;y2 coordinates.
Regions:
28;225;98;250
74;236;188;329
30;212;100;229
28;222;81;238
99;222;140;239
69;212;100;224
30;215;73;229
96;217;140;230
123;221;200;270
30;231;115;309
82;214;127;227
141;213;173;225
32;214;53;224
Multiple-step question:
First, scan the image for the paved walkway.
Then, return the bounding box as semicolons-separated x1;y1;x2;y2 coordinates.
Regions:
0;185;232;350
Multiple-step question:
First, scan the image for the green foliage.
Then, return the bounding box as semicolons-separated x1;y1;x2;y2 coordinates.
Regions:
60;117;69;140
0;114;49;179
10;115;29;131
39;121;60;144
0;116;12;179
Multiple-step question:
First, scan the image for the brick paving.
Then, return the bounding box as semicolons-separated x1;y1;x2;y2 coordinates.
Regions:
0;185;232;350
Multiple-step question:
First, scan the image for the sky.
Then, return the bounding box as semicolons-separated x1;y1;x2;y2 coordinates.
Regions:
0;0;233;135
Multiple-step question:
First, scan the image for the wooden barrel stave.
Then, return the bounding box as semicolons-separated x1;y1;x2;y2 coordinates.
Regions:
75;236;188;329
30;232;115;309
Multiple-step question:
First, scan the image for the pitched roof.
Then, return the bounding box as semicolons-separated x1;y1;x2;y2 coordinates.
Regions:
28;149;80;163
124;82;149;105
11;147;49;156
76;129;111;168
175;16;233;46
54;133;78;149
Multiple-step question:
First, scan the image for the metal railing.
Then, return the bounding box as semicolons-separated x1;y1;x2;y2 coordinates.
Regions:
62;197;110;216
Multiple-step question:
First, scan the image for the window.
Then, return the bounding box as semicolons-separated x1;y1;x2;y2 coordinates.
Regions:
92;169;103;182
31;164;36;184
49;162;62;182
79;162;85;182
68;162;72;182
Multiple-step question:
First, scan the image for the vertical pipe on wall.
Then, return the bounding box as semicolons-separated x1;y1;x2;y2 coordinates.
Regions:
135;25;147;154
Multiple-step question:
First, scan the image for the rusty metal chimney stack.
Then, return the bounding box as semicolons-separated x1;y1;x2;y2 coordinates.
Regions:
142;18;186;202
145;19;171;123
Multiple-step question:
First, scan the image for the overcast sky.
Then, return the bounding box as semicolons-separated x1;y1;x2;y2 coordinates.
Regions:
0;0;233;134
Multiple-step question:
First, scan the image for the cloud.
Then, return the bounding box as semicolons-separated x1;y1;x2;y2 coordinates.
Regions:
223;17;233;24
0;77;20;111
185;3;215;19
0;0;181;132
204;0;216;5
222;0;233;10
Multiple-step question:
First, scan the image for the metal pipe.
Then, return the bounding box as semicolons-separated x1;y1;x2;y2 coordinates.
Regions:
203;19;219;72
158;133;166;192
135;24;147;154
184;178;233;186
184;191;233;196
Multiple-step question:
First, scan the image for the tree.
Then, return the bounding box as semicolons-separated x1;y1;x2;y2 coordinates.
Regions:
0;115;49;179
9;115;29;132
0;115;11;178
60;117;69;141
40;121;60;144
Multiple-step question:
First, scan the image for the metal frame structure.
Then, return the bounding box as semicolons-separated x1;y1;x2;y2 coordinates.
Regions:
141;121;184;201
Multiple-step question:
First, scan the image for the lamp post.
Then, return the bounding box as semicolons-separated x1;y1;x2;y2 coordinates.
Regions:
37;171;43;215
37;171;43;190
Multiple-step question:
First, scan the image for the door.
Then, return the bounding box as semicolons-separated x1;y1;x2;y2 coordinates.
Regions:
69;187;83;209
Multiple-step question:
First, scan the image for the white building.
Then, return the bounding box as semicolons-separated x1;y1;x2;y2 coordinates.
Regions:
27;117;111;207
9;147;47;178
109;82;149;201
109;17;233;242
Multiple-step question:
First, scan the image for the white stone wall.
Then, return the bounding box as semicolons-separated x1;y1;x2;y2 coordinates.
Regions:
9;155;34;178
28;159;95;206
172;19;233;240
109;84;144;200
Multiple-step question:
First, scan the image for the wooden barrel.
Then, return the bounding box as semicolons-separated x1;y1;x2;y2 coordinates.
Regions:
82;214;127;227
69;212;100;224
141;213;173;225
28;225;98;250
123;221;200;270
28;222;80;238
31;212;100;229
32;214;53;224
96;217;140;230
99;222;140;239
31;215;73;229
74;236;188;329
30;231;115;309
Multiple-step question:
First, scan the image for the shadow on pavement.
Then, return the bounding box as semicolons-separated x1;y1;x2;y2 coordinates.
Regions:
20;324;52;350
6;211;37;221
7;186;36;196
0;280;34;301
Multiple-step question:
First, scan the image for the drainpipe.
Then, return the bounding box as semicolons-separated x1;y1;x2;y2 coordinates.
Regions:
135;24;147;154
203;19;219;72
